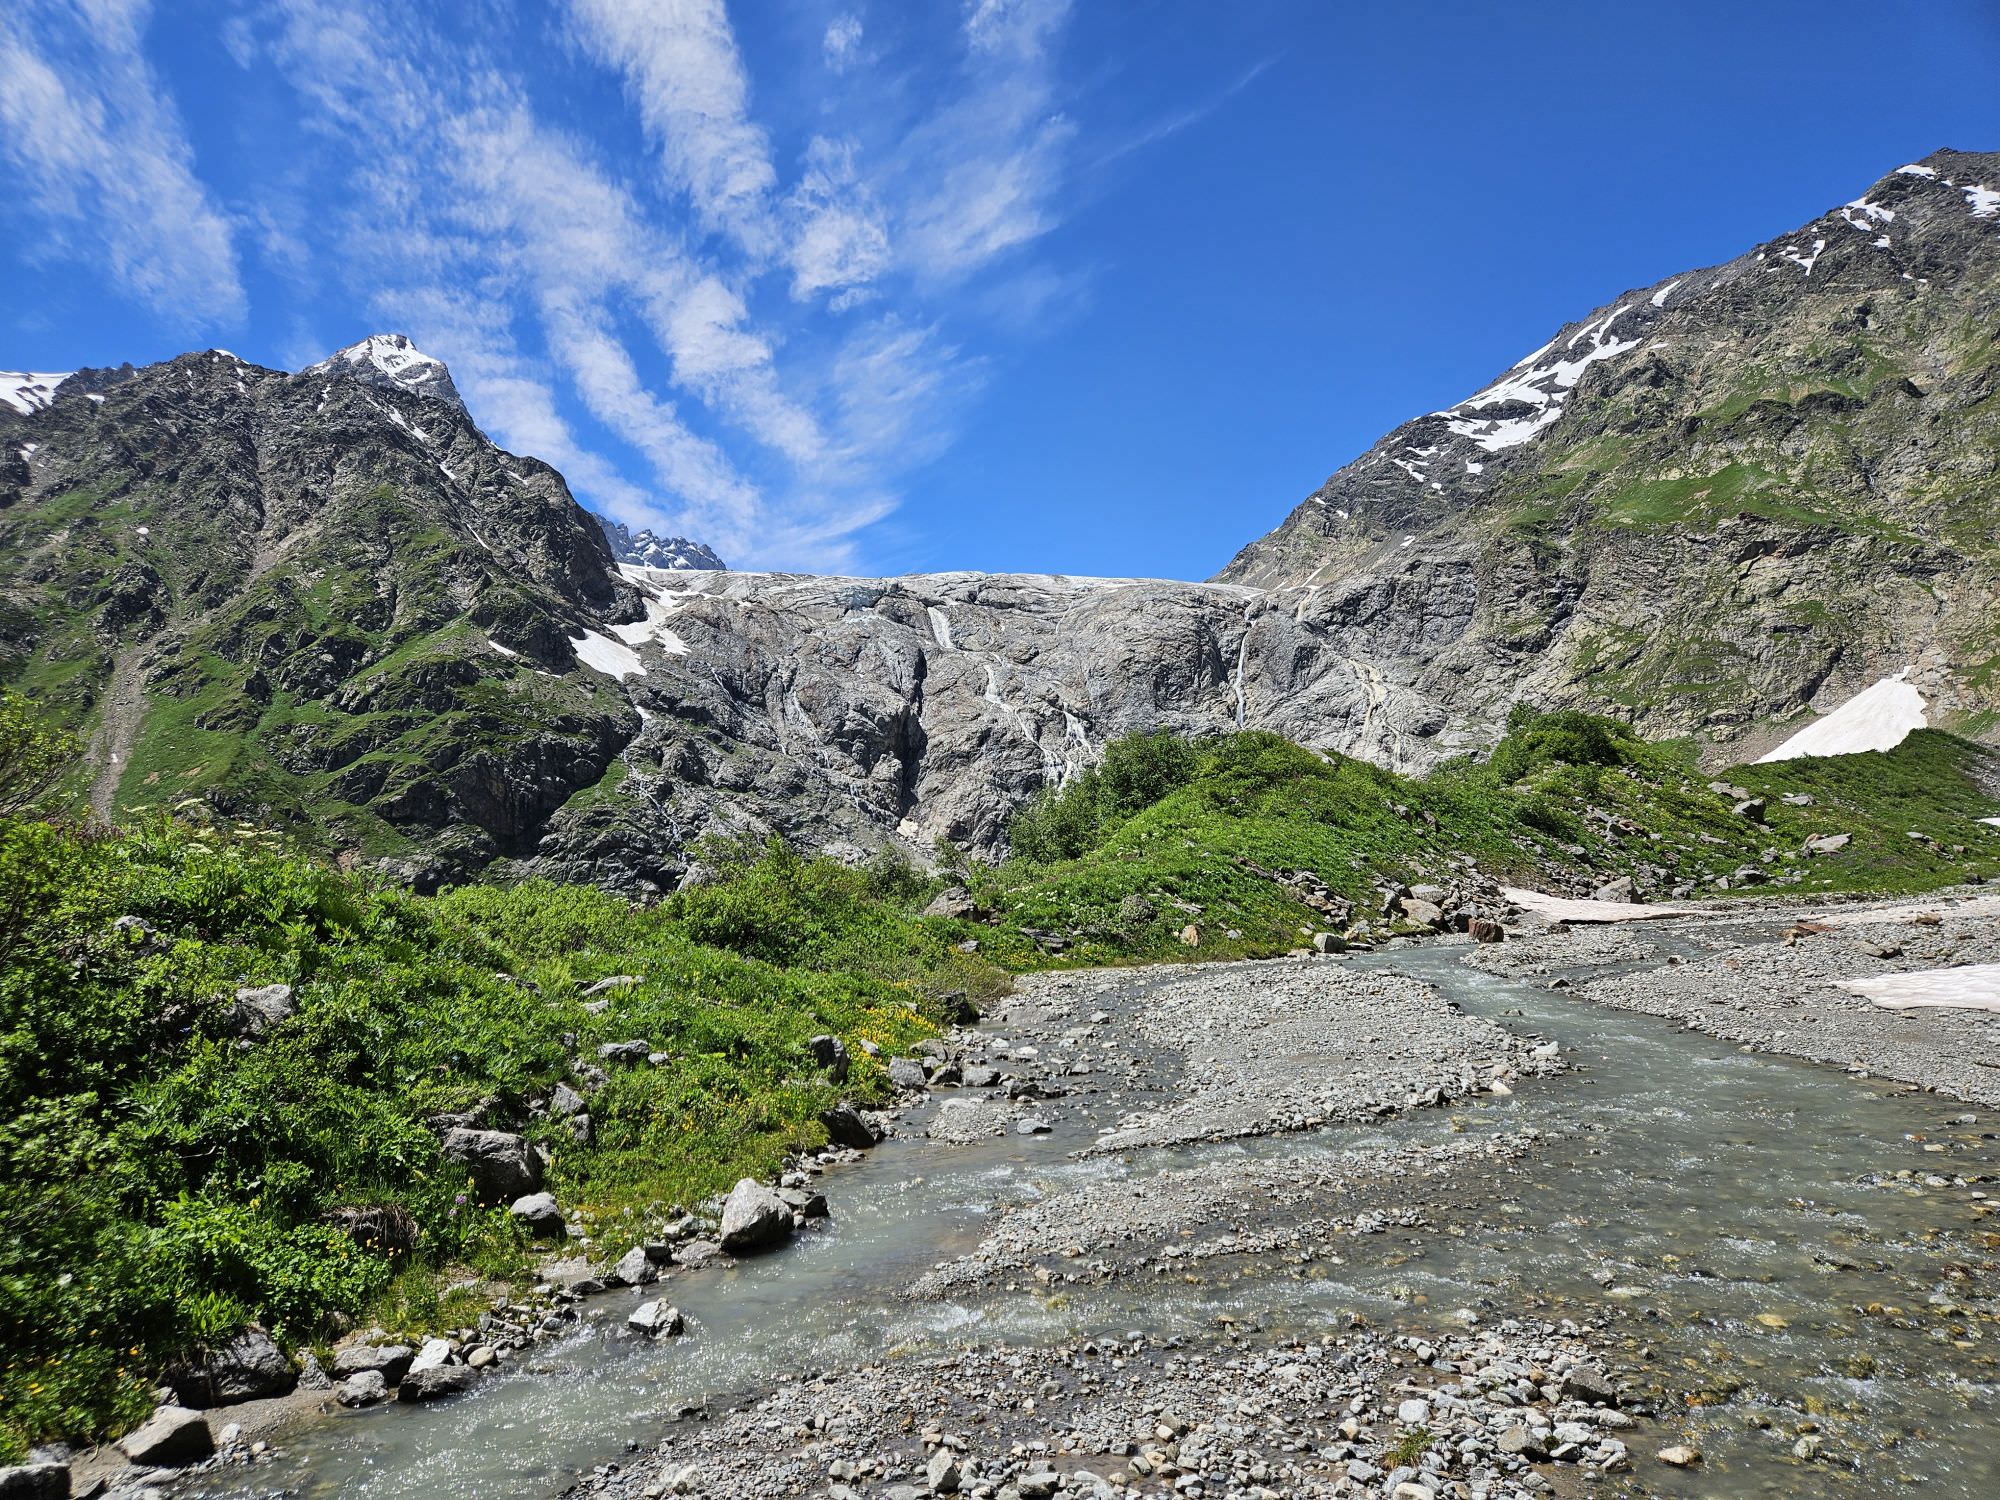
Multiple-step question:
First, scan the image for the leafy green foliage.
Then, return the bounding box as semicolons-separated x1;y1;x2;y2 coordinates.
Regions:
0;687;78;816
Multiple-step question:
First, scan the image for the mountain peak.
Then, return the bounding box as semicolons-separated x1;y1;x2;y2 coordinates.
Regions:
304;333;464;411
596;515;727;571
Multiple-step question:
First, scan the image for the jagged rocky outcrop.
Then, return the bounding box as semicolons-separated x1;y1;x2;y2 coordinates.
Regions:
595;517;725;571
0;339;643;886
1218;148;2000;756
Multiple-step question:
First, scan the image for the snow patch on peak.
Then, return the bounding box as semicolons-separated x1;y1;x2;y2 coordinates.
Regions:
2;372;72;415
1895;163;1939;179
1756;670;1927;763
305;334;464;411
1436;305;1644;453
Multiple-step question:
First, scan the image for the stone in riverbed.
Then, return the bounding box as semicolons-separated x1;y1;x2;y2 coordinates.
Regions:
1497;1425;1548;1460
820;1101;884;1149
335;1370;390;1407
331;1342;414;1383
1396;1398;1431;1424
960;1064;999;1088
608;1245;657;1286
718;1179;793;1254
888;1057;929;1090
398;1364;477;1402
117;1406;213;1465
924;1448;961;1493
627;1301;684;1337
407;1337;453;1376
1561;1362;1620;1406
1657;1444;1701;1467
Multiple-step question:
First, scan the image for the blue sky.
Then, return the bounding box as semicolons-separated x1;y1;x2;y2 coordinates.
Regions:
2;1;1996;577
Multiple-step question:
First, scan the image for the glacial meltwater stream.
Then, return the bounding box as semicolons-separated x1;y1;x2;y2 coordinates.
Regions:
193;941;1997;1500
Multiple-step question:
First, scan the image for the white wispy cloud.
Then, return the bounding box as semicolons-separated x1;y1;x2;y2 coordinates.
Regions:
822;13;863;73
566;0;779;256
0;0;243;327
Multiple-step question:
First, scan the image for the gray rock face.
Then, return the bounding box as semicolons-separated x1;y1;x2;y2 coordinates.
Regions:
166;1324;295;1406
717;1178;793;1254
117;1405;213;1465
440;1127;542;1203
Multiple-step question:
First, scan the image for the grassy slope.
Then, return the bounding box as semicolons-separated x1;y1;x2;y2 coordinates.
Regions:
2;712;1995;1458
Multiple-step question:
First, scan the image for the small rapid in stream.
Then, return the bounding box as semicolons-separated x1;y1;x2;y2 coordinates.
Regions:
193;941;1997;1500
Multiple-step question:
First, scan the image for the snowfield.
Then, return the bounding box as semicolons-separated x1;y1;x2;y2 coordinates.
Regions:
1755;671;1927;763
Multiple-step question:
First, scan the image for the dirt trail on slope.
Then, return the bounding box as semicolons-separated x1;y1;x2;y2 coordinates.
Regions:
87;645;148;821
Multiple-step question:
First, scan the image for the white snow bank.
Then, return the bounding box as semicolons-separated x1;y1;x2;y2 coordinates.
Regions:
570;630;644;680
1806;894;2000;928
1755;671;1926;762
2;372;70;414
1501;887;1693;924
1835;964;2000;1013
1982;817;2000;829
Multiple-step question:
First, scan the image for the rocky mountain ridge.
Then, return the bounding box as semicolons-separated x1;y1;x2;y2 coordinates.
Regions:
4;150;1996;887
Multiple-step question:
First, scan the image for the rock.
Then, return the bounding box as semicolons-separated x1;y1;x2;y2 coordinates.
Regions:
567;1112;593;1147
407;1337;454;1377
1015;1115;1052;1134
117;1406;213;1466
807;1034;850;1083
398;1364;477;1402
777;1185;830;1218
322;1203;420;1254
549;1082;587;1117
1407;883;1447;903
675;1238;725;1268
1561;1362;1619;1406
1656;1444;1701;1467
579;975;641;996
165;1324;295;1407
718;1178;793;1254
888;1057;930;1091
1016;1474;1059;1499
440;1127;542;1202
1468;917;1505;943
330;1342;414;1383
960;1063;1000;1088
1497;1425;1548;1460
1733;797;1766;822
921;886;981;920
1398;898;1444;928
1312;931;1345;954
0;1463;68;1500
335;1370;390;1407
938;990;980;1025
820;1101;884;1149
597;1039;651;1064
627;1301;684;1337
609;1245;657;1286
466;1345;497;1369
925;1448;961;1494
1396;1398;1431;1424
509;1191;566;1238
1591;876;1635;902
1178;923;1202;947
227;983;296;1038
1804;832;1852;855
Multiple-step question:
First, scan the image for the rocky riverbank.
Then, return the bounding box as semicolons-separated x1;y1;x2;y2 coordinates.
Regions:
1466;888;2000;1105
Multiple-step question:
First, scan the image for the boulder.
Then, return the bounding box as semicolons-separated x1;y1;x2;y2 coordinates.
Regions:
960;1064;1000;1088
509;1191;566;1238
925;1448;961;1494
937;990;980;1025
548;1082;587;1117
406;1337;453;1377
227;982;296;1038
440;1127;542;1202
887;1057;929;1091
920;886;981;920
1312;931;1345;954
1732;797;1767;823
1178;923;1202;947
1561;1362;1620;1406
578;974;641;997
608;1245;657;1286
1398;898;1445;928
1657;1444;1702;1467
398;1364;477;1402
330;1342;414;1383
1804;832;1852;855
820;1102;883;1149
166;1324;295;1407
717;1178;793;1254
777;1185;829;1218
334;1370;390;1407
1590;876;1635;903
1468;917;1505;943
807;1034;850;1083
0;1463;68;1500
117;1406;213;1466
596;1039;651;1064
627;1301;684;1337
